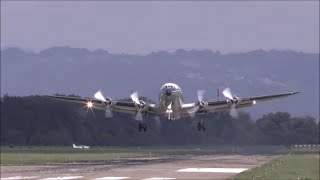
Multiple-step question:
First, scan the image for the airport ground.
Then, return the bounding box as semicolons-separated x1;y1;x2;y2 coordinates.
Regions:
235;152;319;180
1;146;319;180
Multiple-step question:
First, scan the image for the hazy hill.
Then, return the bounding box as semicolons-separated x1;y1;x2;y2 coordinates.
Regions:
1;47;319;119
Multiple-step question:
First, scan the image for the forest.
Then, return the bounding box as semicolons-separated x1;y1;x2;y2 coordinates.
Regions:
1;95;319;146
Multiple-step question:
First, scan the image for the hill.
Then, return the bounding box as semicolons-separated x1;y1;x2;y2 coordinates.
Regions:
1;47;319;118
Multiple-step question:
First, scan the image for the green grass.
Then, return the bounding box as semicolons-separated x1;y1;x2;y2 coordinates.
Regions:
0;147;146;165
0;145;219;165
234;152;320;180
0;145;291;166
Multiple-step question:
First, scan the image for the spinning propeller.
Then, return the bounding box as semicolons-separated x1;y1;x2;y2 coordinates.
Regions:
94;90;113;117
222;87;240;118
130;91;147;121
187;90;208;118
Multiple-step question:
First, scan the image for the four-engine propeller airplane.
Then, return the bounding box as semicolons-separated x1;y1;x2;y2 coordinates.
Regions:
48;82;299;132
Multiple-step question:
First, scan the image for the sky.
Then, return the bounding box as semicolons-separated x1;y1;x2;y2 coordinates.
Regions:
1;1;319;54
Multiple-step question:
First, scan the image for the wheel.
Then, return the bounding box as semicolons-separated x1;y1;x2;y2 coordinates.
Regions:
138;123;142;132
143;125;147;132
197;122;201;131
202;125;206;131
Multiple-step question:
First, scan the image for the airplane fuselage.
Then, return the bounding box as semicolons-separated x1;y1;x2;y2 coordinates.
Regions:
158;83;184;120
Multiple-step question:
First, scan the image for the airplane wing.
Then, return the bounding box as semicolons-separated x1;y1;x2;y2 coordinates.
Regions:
181;91;299;116
48;95;100;105
47;95;159;117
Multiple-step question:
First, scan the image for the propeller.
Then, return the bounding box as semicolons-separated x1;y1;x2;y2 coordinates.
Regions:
135;109;143;121
230;104;238;118
104;108;113;118
222;87;239;118
130;91;145;121
197;90;206;102
94;90;113;117
94;90;107;102
187;90;207;118
222;88;233;100
154;116;161;128
130;91;140;104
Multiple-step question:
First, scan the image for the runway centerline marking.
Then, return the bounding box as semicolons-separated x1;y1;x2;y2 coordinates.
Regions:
41;176;83;180
92;177;129;180
177;168;248;173
1;176;38;180
143;178;176;180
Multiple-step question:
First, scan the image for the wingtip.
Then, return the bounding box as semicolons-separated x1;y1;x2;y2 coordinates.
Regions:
291;91;300;95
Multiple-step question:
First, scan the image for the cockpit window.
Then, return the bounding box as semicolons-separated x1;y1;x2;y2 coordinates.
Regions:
163;84;179;90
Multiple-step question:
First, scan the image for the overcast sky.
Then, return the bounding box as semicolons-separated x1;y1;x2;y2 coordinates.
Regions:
1;1;319;54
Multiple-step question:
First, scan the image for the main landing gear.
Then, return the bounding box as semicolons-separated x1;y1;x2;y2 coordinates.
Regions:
197;122;205;131
138;122;147;132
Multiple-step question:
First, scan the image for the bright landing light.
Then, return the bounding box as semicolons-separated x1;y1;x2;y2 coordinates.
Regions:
253;100;256;105
87;101;93;108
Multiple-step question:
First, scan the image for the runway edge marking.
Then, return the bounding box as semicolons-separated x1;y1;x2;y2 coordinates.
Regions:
177;168;248;173
92;177;130;180
143;178;176;180
40;176;83;180
1;176;38;180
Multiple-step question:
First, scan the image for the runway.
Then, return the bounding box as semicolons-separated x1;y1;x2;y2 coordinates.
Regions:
1;154;276;180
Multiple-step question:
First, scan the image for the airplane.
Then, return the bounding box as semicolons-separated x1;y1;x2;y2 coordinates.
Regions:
49;82;299;132
72;143;90;149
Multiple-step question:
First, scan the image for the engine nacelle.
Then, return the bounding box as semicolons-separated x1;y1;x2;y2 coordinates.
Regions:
135;100;149;111
100;97;113;107
229;97;240;105
198;101;208;109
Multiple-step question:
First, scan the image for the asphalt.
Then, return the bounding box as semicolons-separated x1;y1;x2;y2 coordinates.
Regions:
1;154;277;180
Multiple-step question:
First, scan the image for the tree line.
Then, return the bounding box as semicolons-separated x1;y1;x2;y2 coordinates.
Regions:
1;95;319;146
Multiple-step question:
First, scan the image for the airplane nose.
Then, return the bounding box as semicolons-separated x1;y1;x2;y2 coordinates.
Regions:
166;89;172;96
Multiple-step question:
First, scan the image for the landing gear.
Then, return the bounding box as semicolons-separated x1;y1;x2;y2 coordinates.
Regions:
138;122;147;132
197;122;205;131
168;113;172;122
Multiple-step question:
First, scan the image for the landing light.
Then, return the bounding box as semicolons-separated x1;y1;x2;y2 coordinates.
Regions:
253;100;256;105
87;101;93;108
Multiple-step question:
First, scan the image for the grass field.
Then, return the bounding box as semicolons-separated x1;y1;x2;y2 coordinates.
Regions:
234;152;320;180
1;145;288;165
0;146;221;165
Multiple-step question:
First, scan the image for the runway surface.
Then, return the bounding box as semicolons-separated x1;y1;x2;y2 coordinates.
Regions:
1;154;277;180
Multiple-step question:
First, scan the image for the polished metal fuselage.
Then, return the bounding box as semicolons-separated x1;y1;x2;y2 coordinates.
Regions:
158;83;184;120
